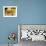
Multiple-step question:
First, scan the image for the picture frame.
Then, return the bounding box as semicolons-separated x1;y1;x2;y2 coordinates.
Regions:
3;6;17;17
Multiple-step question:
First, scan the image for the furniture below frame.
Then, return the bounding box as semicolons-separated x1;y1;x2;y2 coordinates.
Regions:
18;24;46;42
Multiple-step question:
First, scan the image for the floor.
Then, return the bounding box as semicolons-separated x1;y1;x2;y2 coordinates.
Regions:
0;44;18;46
19;39;46;46
0;40;46;46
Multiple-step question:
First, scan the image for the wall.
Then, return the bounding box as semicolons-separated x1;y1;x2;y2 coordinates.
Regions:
0;0;46;44
0;0;19;44
19;0;46;24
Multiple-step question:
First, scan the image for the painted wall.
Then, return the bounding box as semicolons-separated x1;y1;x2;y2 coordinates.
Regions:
0;0;46;44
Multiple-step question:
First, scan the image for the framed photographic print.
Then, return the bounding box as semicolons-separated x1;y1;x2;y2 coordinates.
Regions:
3;6;17;17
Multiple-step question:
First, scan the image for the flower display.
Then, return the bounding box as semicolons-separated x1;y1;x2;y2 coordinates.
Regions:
8;32;16;41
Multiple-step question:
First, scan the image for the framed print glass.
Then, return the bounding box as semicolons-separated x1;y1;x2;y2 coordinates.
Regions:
3;6;17;17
